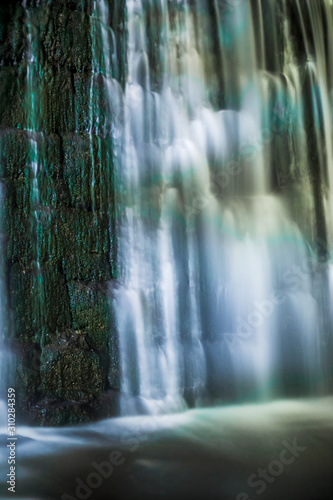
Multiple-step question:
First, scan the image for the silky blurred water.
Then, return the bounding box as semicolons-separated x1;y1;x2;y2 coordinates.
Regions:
1;397;333;499
108;0;333;413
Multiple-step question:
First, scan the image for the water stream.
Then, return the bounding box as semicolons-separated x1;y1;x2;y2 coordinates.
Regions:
3;0;330;417
110;0;333;413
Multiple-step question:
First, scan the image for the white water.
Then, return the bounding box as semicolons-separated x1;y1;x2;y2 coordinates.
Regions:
22;0;45;347
101;0;332;414
2;0;333;415
23;0;41;208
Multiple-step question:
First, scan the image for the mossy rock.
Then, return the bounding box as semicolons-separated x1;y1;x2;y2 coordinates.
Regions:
63;133;114;211
73;73;92;133
9;263;34;339
14;341;41;400
67;280;110;351
63;133;94;209
39;261;72;345
0;0;124;424
0;67;22;128
60;208;111;280
0;129;30;180
9;260;71;343
40;336;105;401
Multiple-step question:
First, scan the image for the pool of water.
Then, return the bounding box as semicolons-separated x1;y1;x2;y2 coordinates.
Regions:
1;397;332;499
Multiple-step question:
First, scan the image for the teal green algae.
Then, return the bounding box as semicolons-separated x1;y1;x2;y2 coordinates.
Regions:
0;0;124;425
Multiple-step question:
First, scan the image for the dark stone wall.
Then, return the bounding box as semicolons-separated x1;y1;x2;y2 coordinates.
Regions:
0;0;126;425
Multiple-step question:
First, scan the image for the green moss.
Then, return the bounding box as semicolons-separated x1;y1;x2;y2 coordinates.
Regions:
5;208;34;265
73;73;91;133
10;263;34;339
0;129;29;180
0;67;22;128
60;208;111;280
41;261;72;343
63;133;114;212
0;0;124;424
40;341;105;400
63;134;93;208
40;4;92;134
15;342;41;401
67;281;110;351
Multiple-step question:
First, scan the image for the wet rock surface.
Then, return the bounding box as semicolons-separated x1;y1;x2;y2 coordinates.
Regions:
0;0;125;424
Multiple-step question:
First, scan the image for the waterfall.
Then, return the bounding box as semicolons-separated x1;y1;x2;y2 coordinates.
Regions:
107;0;333;414
22;0;45;346
1;0;332;420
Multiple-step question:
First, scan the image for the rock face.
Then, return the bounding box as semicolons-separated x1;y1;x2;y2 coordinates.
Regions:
0;0;126;425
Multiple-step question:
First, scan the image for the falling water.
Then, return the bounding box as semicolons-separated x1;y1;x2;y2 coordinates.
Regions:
106;0;333;415
2;0;332;416
22;0;45;345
